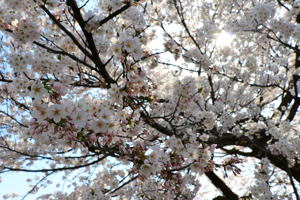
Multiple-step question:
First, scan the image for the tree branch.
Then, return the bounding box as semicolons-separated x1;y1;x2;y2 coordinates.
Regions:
3;156;106;173
40;5;93;60
205;171;239;200
66;0;116;86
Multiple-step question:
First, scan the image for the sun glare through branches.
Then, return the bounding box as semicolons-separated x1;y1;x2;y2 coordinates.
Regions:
215;31;235;47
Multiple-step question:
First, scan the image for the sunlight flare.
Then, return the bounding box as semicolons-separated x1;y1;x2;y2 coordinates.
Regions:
215;31;234;47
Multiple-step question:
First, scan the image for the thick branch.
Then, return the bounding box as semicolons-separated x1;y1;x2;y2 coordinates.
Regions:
141;113;300;183
66;0;116;85
97;2;133;28
40;5;93;60
205;171;239;200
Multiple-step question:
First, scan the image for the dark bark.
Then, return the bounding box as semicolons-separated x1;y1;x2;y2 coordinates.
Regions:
205;171;239;200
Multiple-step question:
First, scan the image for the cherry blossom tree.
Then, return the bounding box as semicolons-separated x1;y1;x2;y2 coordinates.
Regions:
0;0;300;199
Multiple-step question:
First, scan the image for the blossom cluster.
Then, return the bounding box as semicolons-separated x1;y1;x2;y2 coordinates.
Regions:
0;0;299;199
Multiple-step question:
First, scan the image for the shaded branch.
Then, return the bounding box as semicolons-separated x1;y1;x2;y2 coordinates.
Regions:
173;0;203;54
3;156;106;173
33;41;95;70
66;0;116;86
140;112;300;183
40;5;93;60
108;175;138;194
97;2;134;28
205;171;239;200
20;171;55;200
